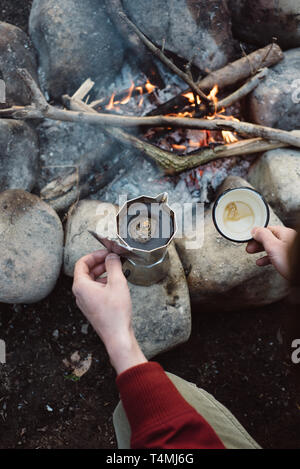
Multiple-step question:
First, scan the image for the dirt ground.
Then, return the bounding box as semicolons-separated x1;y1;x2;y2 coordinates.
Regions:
0;274;300;449
1;0;300;450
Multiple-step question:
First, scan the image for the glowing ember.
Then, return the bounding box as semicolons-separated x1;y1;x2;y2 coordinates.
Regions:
172;144;187;151
145;79;156;94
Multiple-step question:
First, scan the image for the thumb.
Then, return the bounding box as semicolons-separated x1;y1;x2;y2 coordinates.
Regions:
105;253;125;285
252;227;280;257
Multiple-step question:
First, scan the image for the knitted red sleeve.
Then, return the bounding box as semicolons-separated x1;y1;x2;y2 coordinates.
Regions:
116;362;225;449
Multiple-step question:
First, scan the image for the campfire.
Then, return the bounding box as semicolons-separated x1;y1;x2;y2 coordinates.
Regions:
0;10;298;214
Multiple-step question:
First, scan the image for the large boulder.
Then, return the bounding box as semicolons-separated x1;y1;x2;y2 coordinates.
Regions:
175;176;289;311
0;190;63;304
248;148;300;226
0;119;39;192
64;199;191;359
36;119;121;191
228;0;300;50
248;48;300;130
122;0;236;72
29;0;125;99
0;22;38;106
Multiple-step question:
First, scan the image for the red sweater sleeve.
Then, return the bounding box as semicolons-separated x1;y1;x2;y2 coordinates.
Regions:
116;362;225;449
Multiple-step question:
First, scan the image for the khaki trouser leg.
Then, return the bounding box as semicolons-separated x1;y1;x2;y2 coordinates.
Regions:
113;372;261;449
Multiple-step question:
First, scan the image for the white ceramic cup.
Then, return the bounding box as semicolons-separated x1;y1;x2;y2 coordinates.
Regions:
212;187;270;243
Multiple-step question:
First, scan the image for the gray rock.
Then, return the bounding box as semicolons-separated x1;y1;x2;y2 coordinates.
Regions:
36;119;120;191
64;199;118;277
0;190;63;304
129;243;191;359
29;0;124;99
0;120;39;192
64;199;191;358
248;148;300;226
248;48;300;130
122;0;236;72
0;22;38;106
229;0;300;50
96;154;196;208
175;176;289;311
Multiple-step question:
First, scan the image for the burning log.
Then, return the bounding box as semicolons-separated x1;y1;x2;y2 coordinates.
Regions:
149;43;283;116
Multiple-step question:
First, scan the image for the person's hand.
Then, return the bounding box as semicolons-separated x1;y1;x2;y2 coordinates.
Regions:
72;250;147;374
246;226;297;279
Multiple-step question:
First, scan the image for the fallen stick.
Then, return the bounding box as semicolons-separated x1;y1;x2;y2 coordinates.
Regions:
148;43;283;116
118;10;212;109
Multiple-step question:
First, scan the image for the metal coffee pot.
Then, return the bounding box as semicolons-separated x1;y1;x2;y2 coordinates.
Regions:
89;193;177;286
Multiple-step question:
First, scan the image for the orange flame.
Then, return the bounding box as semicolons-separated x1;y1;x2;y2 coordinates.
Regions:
120;81;135;105
105;79;157;111
106;92;119;111
172;144;187;151
222;130;238;144
145;79;156;94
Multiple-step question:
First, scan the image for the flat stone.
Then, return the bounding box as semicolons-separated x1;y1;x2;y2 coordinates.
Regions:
0;21;38;106
64;199;191;358
0;190;63;304
248;48;300;130
0;119;39;192
64;199;118;277
29;0;124;99
175;176;289;311
248;148;300;226
122;0;236;72
129;243;191;359
229;0;300;50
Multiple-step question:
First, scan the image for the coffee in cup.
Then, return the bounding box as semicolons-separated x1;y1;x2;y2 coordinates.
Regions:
212;187;270;242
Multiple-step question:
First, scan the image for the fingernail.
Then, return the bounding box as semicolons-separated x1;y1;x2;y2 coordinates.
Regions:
106;253;119;260
251;227;258;236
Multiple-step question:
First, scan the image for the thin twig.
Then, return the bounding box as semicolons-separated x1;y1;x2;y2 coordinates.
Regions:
216;68;268;111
